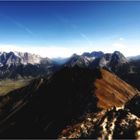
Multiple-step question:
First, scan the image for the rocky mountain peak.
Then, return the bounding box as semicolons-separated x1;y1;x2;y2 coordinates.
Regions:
111;51;128;64
0;51;42;66
82;51;104;58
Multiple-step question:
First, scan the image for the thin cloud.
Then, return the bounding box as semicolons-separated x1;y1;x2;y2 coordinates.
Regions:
14;21;34;35
24;27;34;35
2;15;34;35
79;32;93;47
56;15;93;46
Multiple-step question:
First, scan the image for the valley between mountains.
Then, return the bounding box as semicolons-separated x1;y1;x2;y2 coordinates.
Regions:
0;51;139;139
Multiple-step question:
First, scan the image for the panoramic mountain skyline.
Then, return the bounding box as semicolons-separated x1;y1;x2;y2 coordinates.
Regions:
0;1;140;57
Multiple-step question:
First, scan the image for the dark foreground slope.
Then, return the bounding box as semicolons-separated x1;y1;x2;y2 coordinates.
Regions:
0;67;138;139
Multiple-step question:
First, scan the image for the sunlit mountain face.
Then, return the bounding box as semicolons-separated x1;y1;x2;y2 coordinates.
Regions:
0;1;139;139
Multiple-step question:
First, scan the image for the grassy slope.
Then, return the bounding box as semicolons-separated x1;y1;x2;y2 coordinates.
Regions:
0;79;31;96
95;69;138;109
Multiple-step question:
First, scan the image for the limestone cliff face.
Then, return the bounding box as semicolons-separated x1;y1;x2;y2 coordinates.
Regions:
0;51;42;66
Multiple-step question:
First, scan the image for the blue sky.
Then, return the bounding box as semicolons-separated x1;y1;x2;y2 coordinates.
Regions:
0;1;140;57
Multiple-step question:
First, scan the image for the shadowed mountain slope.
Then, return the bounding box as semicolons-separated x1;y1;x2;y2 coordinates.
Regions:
0;67;138;138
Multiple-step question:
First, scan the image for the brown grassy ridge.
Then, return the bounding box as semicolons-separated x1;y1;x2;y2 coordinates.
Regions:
94;69;138;109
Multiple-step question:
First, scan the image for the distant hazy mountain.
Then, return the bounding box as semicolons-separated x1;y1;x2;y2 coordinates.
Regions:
52;57;69;65
128;55;140;61
64;53;91;67
0;50;140;83
0;51;41;66
90;51;128;71
64;51;104;68
64;51;128;72
0;50;129;71
0;51;56;79
82;51;104;58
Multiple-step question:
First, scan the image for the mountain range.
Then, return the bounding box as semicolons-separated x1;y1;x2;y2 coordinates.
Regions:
1;50;140;91
0;51;56;79
0;50;139;139
0;50;127;69
0;51;129;78
0;50;139;90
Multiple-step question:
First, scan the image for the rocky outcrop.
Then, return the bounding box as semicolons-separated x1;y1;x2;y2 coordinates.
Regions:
59;106;140;139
